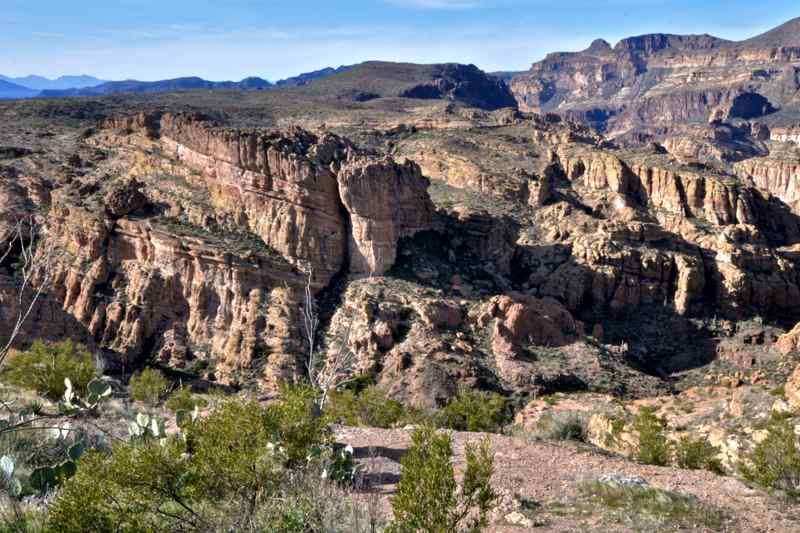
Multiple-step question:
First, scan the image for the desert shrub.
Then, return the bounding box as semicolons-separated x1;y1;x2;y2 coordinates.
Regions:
186;399;283;501
674;436;724;474
268;384;330;464
579;479;726;531
128;368;170;407
1;340;96;400
245;467;385;533
45;386;351;532
0;504;45;533
634;406;671;466
741;415;800;495
45;439;198;533
390;426;496;533
534;412;587;442
164;387;207;414
770;384;786;398
327;385;405;428
436;389;511;433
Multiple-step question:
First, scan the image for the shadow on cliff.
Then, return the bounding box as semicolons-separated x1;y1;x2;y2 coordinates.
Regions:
0;282;99;361
388;205;800;388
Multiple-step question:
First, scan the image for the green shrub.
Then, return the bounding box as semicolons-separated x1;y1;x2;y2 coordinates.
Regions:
634;406;671;466
186;399;282;500
436;389;511;433
0;504;45;533
45;388;347;532
268;384;330;465
164;387;207;414
1;340;96;400
579;480;726;531
327;386;405;428
128;368;170;407
390;426;496;533
45;439;198;533
674;436;724;474
534;412;587;442
248;467;384;533
741;416;800;495
770;384;786;398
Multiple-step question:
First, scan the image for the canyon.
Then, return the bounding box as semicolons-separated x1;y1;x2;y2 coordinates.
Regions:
1;16;800;530
509;17;800;142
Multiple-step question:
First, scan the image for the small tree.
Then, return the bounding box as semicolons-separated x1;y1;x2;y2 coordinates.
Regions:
129;368;170;407
2;340;97;400
674;436;724;474
741;416;800;495
390;426;496;533
634;406;671;466
303;266;359;408
437;389;510;433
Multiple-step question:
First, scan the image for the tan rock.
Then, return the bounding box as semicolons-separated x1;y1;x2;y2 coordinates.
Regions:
160;113;433;284
786;364;800;409
481;294;576;359
415;300;463;331
778;323;800;355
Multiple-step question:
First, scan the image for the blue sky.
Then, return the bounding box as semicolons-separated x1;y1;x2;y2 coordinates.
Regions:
1;0;798;81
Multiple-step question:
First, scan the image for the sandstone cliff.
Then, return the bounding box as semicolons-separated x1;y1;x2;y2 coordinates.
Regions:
509;19;800;138
29;113;434;389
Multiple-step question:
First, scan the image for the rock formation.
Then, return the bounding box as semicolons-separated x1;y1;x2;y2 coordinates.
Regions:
25;113;433;388
509;19;800;139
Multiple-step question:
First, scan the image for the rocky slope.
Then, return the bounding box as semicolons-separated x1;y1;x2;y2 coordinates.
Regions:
338;425;800;532
510;18;800;139
2;109;433;389
1;44;800;414
291;61;518;109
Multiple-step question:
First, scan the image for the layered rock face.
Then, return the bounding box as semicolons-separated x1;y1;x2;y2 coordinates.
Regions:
735;144;800;212
546;143;800;319
390;107;800;329
43;194;305;386
509;20;800;138
31;114;433;388
158;114;433;284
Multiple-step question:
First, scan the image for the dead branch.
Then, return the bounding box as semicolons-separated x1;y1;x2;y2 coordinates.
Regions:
0;217;56;370
303;262;373;408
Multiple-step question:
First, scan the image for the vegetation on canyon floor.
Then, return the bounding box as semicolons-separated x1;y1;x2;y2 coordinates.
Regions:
0;341;499;532
3;19;800;529
1;338;799;531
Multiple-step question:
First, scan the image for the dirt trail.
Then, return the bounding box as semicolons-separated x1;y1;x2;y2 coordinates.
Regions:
336;426;800;532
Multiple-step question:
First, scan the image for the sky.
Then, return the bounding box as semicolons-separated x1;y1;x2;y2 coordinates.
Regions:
1;0;798;82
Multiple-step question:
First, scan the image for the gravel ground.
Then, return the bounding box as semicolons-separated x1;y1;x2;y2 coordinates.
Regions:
336;426;800;532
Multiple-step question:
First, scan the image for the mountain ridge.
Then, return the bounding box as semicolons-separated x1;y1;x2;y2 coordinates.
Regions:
40;76;274;97
509;15;800;137
0;79;39;99
0;74;106;91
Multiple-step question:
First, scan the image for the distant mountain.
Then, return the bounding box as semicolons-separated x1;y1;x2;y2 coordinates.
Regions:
41;76;273;97
298;61;517;110
510;15;800;137
489;71;527;83
0;74;106;91
0;79;39;99
275;65;355;88
740;16;800;48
